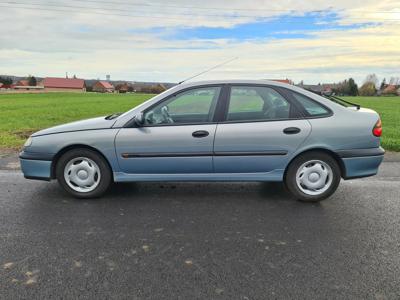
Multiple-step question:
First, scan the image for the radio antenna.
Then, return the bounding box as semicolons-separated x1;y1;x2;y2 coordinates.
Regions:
178;57;238;84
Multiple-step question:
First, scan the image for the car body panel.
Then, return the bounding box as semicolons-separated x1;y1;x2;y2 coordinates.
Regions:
24;129;121;177
213;119;311;173
342;154;384;179
114;169;284;182
20;159;52;180
32;116;117;137
115;125;217;174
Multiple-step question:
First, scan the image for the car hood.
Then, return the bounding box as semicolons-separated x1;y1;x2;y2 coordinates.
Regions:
32;116;116;137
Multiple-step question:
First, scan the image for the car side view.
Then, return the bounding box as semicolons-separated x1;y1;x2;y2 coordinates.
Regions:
19;80;384;202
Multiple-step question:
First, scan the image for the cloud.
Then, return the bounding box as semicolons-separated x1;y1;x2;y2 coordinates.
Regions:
0;0;399;84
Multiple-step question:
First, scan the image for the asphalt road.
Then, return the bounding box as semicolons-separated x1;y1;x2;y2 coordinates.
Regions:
0;160;399;299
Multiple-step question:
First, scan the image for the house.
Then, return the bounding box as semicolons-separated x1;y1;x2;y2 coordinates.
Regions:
115;83;130;93
297;83;334;96
269;79;293;85
92;81;115;93
16;80;29;86
382;84;398;95
42;77;86;92
14;85;44;92
0;83;14;90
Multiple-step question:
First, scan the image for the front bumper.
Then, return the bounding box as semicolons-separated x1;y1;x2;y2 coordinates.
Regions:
337;147;385;179
19;151;54;181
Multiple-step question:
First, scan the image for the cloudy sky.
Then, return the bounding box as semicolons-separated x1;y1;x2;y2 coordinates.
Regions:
0;0;399;84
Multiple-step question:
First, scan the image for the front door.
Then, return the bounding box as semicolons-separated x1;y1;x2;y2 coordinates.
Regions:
115;86;221;174
213;85;311;173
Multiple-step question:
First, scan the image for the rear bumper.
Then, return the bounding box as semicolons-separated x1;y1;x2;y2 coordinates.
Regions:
19;151;54;181
337;147;385;179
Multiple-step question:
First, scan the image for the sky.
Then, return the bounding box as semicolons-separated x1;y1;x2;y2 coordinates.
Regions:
0;0;399;84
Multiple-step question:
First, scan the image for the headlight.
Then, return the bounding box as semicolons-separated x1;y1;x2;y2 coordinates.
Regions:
24;137;33;148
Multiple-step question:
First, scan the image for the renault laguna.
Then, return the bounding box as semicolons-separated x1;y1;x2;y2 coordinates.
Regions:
20;80;384;202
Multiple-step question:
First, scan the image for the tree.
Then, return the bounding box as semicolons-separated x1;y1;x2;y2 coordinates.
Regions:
28;76;37;86
359;82;376;96
380;78;386;91
0;76;13;85
364;74;379;89
389;77;400;85
348;78;358;96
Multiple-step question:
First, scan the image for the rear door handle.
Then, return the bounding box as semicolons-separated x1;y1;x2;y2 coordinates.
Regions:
283;127;301;135
192;130;209;138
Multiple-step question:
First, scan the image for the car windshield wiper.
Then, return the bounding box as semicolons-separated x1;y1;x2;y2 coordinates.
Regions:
105;112;122;120
325;96;360;110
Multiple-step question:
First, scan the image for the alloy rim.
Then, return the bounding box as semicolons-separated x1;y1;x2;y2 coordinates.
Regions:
295;160;333;196
64;157;101;193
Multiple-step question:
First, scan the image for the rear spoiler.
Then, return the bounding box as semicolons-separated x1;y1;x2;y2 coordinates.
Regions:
326;95;360;110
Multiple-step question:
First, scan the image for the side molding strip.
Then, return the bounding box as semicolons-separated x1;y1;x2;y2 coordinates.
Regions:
121;150;288;158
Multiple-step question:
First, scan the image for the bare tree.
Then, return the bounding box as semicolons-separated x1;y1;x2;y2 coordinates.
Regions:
364;74;379;89
389;77;400;85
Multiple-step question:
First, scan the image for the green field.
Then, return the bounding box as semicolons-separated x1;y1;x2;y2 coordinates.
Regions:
0;93;154;149
0;93;399;151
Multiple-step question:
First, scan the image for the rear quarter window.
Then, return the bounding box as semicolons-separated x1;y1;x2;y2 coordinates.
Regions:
290;92;331;117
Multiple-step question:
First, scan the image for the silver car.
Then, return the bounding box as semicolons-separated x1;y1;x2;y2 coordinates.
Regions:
19;80;384;202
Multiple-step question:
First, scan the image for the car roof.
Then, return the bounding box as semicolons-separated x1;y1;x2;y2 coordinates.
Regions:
177;79;289;89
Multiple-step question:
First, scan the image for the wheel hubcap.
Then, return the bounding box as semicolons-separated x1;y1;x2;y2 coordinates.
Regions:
295;160;333;196
64;157;101;193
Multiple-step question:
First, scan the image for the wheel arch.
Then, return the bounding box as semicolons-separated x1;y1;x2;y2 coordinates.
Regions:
284;148;346;180
51;144;113;179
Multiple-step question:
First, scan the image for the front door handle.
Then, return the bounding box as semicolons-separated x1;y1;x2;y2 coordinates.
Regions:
283;127;301;135
192;130;209;138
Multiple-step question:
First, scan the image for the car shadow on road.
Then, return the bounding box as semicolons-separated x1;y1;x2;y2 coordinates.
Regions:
30;180;320;207
102;181;300;204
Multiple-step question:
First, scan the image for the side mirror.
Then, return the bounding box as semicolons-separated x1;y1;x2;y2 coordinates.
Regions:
134;113;144;127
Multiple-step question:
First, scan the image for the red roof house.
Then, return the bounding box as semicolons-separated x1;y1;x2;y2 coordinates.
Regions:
16;80;30;86
383;84;398;95
43;77;86;92
92;81;115;93
0;83;14;90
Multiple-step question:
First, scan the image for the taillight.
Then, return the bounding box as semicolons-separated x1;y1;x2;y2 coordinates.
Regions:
372;118;382;137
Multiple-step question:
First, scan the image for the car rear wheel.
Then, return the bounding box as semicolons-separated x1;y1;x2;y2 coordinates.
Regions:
56;148;111;198
285;151;341;202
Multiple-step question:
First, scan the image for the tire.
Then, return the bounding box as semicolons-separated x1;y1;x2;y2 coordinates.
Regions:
55;148;112;199
285;151;341;202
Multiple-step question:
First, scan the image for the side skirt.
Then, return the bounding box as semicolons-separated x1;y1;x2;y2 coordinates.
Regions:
113;169;284;182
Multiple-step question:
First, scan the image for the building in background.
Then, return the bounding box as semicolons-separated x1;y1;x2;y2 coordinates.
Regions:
269;79;293;85
15;80;29;86
92;81;115;93
115;83;130;93
41;77;86;92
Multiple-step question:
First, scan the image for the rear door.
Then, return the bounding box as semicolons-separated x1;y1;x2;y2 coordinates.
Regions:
115;85;221;174
213;85;311;173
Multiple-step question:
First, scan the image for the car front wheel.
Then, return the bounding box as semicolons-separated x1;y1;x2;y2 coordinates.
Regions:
56;148;112;198
285;151;341;202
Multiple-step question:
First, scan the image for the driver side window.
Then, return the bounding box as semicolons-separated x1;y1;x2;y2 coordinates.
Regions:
144;86;221;125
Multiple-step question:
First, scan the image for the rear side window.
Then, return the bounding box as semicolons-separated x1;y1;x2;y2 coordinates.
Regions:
226;86;297;122
290;92;330;116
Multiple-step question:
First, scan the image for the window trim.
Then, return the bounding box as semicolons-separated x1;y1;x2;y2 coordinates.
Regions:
129;84;224;128
123;83;333;128
219;84;304;124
